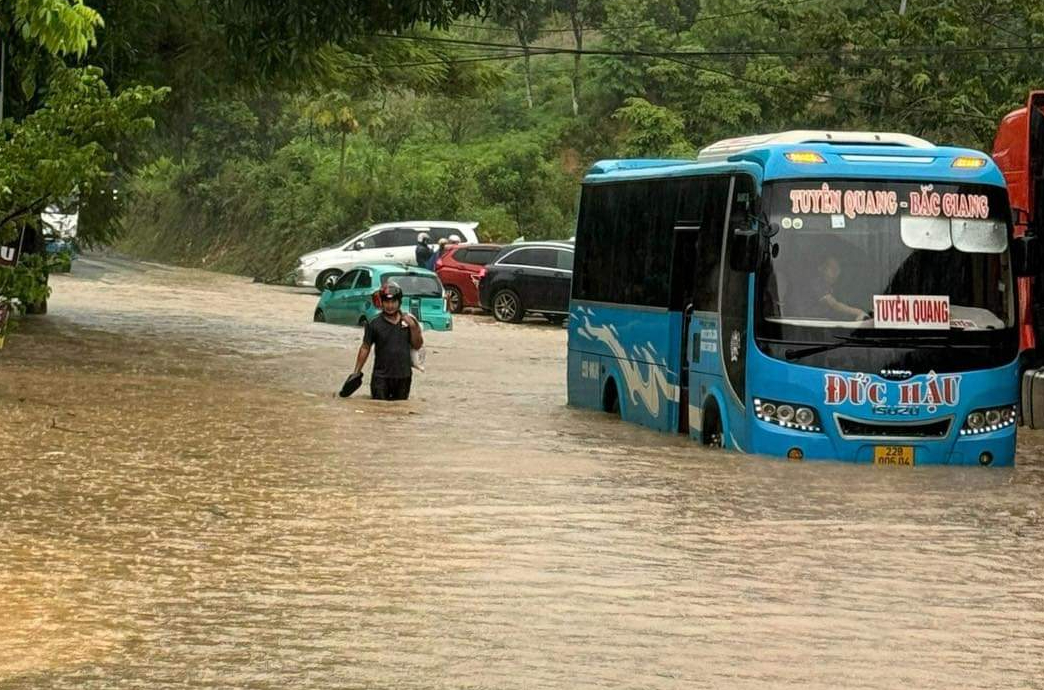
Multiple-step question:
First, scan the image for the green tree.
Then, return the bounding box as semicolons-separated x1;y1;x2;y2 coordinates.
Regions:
0;0;165;316
492;0;550;109
552;0;603;116
611;97;694;157
302;92;361;190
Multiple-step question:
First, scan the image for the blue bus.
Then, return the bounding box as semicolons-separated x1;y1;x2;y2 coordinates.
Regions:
567;131;1036;466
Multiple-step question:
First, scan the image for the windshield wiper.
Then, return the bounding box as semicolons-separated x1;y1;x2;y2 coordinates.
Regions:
782;333;979;361
783;335;864;361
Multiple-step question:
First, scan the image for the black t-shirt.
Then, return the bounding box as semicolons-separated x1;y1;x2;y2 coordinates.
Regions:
363;313;413;379
415;243;433;267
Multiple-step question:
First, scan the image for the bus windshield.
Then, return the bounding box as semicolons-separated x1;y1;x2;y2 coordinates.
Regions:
759;180;1014;335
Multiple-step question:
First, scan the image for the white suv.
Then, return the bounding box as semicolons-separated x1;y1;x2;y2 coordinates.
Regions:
294;221;480;290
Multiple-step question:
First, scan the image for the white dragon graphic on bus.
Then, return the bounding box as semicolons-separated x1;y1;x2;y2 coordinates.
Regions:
574;306;679;417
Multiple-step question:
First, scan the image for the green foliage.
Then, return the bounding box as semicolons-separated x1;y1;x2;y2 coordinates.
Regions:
612;97;695;157
0;66;166;244
0;254;51;314
13;0;103;58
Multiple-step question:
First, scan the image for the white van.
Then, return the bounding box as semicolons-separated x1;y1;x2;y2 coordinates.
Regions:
294;221;479;290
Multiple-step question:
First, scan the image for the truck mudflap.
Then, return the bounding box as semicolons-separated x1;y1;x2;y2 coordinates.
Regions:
1021;368;1044;428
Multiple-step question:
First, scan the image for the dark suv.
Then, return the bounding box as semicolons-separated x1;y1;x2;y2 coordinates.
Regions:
477;241;574;323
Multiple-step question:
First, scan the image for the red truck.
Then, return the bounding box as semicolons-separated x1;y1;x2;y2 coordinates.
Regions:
993;91;1044;425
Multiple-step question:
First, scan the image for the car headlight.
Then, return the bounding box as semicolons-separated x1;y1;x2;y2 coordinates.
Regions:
754;398;822;433
300;256;318;267
960;404;1017;435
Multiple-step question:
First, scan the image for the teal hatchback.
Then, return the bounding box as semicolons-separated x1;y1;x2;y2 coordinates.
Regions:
313;263;453;331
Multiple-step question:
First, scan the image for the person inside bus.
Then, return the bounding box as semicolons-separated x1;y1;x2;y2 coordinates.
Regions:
795;255;871;321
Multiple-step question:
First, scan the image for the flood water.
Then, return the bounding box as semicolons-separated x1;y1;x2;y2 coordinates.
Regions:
2;254;1044;688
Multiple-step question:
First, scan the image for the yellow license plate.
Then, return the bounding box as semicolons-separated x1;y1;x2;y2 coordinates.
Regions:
874;446;914;466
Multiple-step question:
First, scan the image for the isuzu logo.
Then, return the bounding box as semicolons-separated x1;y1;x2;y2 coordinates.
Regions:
879;369;913;380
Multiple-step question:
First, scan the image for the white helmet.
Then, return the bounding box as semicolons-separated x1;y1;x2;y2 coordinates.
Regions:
418;232;430;243
448;234;461;244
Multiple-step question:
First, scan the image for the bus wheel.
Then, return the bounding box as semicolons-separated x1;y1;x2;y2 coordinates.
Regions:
702;402;723;448
313;309;326;322
603;378;620;417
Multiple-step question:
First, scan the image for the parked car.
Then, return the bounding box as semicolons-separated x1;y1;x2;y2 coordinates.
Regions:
434;243;502;313
477;241;574;323
294;221;480;290
313;263;453;331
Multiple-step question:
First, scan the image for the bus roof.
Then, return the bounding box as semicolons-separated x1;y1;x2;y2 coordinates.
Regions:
584;130;1006;187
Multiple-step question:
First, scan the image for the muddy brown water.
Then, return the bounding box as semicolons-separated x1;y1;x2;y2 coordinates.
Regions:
2;254;1044;688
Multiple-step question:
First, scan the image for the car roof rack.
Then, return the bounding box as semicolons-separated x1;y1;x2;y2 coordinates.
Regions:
696;130;935;162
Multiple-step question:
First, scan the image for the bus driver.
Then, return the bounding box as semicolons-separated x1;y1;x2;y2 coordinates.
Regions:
796;255;871;321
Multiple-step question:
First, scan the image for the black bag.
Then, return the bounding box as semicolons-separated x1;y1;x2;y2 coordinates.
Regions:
339;372;363;398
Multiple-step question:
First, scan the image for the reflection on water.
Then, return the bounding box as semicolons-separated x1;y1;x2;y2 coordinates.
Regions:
1;255;1043;688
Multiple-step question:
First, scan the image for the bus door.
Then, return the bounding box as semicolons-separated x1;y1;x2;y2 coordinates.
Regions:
717;176;757;449
671;176;730;436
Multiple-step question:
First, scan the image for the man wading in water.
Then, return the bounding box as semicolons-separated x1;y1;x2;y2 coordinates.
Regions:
349;283;423;400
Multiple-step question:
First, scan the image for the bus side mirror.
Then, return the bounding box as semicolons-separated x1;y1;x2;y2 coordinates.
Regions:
729;228;760;273
1012;235;1040;277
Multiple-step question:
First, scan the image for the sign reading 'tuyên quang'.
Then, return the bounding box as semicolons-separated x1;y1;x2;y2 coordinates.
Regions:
873;294;950;330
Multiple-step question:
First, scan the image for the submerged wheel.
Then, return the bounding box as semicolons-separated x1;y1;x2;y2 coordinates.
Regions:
445;285;464;314
492;289;523;323
313;308;326;322
315;269;342;291
702;403;723;448
603;379;620;417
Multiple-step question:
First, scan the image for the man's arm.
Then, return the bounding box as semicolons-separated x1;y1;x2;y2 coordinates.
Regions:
353;343;371;374
354;321;374;374
404;313;424;349
822;294;870;320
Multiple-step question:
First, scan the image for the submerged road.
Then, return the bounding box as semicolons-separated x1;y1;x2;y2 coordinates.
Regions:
2;254;1044;688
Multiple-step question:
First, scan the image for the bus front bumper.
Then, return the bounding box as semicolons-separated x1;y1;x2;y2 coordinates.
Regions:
749;421;1016;467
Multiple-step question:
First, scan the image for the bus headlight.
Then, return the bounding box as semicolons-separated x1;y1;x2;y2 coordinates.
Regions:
754;398;822;433
960;405;1017;436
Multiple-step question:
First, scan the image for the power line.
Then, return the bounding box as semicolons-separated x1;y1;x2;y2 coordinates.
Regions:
376;32;1044;59
449;0;823;34
344;42;998;123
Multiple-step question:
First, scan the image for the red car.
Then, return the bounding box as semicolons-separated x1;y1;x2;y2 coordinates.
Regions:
435;243;503;313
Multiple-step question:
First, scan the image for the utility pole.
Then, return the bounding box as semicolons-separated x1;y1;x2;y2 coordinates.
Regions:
899;0;907;14
1;39;6;123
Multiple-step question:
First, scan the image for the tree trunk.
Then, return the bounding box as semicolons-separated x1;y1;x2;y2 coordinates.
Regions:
570;20;583;117
517;24;534;109
338;130;347;190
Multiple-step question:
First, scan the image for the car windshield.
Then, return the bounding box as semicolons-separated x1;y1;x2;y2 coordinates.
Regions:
382;273;443;297
335;231;364;249
759;179;1014;333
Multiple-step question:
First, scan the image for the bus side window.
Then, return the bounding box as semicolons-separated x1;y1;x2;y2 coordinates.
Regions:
670;176;728;312
720;175;757;403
